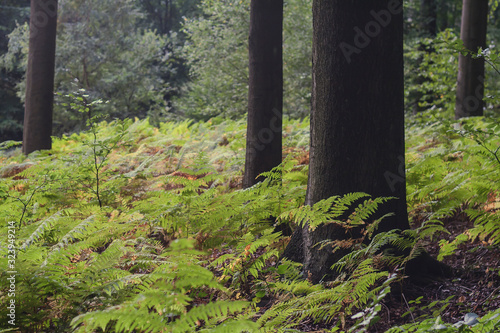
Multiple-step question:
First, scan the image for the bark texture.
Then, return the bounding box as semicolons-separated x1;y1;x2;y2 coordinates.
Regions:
243;0;283;188
284;0;408;283
23;0;58;155
455;0;488;119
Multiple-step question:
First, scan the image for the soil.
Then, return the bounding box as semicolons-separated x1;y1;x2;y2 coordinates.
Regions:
257;209;500;332
351;211;500;332
367;212;500;332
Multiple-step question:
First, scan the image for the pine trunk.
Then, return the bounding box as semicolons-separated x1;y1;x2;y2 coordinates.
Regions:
411;0;437;115
420;0;437;37
284;0;408;283
455;0;488;119
23;0;58;155
243;0;283;188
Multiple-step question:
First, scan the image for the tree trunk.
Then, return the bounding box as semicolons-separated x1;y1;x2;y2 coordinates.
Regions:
437;0;448;31
23;0;58;155
455;0;488;119
411;0;437;115
243;0;283;188
420;0;437;37
284;0;409;283
162;0;172;35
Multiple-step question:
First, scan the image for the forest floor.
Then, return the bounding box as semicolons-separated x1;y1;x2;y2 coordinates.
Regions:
371;213;500;332
2;119;499;332
126;146;500;332
279;210;500;332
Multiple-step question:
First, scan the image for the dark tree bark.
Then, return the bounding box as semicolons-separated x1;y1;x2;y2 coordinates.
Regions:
283;0;409;283
23;0;58;155
455;0;488;119
243;0;283;188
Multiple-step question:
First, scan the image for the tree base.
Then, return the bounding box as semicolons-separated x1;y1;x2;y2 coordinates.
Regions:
281;226;453;285
404;251;453;285
281;226;304;263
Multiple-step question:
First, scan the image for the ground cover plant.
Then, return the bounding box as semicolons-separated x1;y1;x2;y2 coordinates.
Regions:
0;111;499;332
2;0;500;332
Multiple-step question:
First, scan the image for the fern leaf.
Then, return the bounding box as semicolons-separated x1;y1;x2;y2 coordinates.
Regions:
19;211;63;251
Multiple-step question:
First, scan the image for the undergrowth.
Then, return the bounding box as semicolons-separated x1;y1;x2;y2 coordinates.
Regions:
0;112;499;332
406;114;500;256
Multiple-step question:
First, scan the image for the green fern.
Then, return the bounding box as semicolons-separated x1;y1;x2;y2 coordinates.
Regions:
258;262;391;331
71;250;256;333
278;192;372;230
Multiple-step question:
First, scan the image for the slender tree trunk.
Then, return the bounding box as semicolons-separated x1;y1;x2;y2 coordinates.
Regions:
163;0;172;35
412;0;437;115
420;0;437;37
284;0;409;283
455;0;488;119
243;0;283;188
437;0;448;31
23;0;58;155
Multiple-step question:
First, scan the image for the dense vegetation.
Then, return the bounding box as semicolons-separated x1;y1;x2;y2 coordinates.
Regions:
1;110;499;331
1;0;500;332
3;0;498;138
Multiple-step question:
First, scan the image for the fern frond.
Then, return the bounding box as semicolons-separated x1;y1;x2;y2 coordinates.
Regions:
348;197;396;226
172;300;252;332
86;240;126;275
19;211;63;251
52;215;97;249
200;318;260;332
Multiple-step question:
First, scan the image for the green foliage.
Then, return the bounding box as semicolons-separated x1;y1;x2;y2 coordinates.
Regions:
405;30;459;116
136;0;201;35
0;0;172;136
279;193;395;232
176;0;312;120
71;240;258;333
0;85;24;142
347;273;398;333
55;0;172;131
176;0;249;120
406;116;500;259
1;113;499;331
331;229;423;279
60;90;129;207
0;118;406;332
0;1;29;142
258;262;394;332
387;308;500;332
404;28;500;117
0;1;29;124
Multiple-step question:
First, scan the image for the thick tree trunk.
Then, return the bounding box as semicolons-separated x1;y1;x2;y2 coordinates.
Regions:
455;0;488;119
23;0;58;155
284;0;409;283
243;0;283;188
